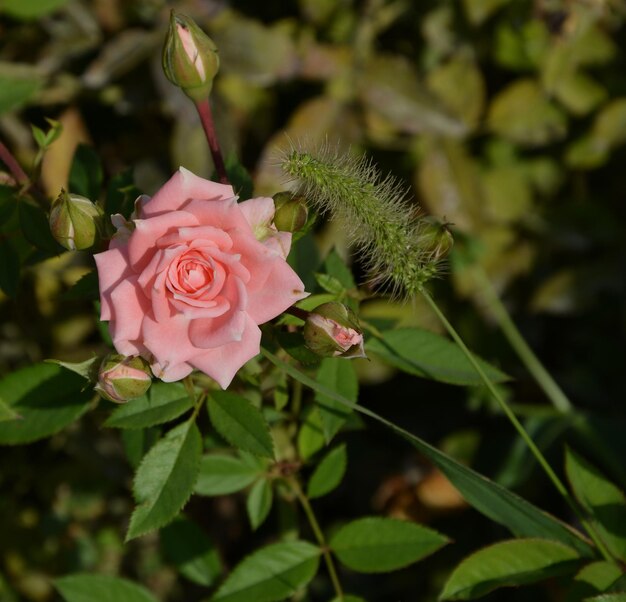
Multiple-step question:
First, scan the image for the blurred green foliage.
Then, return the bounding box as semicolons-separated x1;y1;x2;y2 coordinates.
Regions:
1;0;626;600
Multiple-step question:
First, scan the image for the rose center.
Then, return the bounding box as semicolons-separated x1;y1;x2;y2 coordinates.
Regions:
178;259;213;292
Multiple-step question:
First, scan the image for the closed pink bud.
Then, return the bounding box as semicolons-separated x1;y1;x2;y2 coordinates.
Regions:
304;302;366;359
95;353;152;403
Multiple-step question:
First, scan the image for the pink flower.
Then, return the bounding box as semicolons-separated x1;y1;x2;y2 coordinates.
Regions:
95;167;307;388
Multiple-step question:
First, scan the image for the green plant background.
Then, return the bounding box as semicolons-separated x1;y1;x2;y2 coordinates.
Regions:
1;0;626;600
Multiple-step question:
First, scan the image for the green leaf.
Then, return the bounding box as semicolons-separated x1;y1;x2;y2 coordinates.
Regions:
307;443;347;499
298;405;325;461
0;62;43;114
261;348;595;557
47;356;98;380
440;538;581;600
246;478;273;530
195;454;262;496
487;79;567;147
0;238;20;297
315;273;345;295
19;199;63;255
565;448;626;562
54;574;157;602
32;119;62;149
330;517;448;573
567;561;623;602
161;516;222;587
69;144;103;201
0;363;91;445
315;358;358;443
211;540;321;602
105;382;194;429
0;397;19;422
126;420;202;541
329;597;367;602
207;391;274;458
366;328;509;386
585;596;626;602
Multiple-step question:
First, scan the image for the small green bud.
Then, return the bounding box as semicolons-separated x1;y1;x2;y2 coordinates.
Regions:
272;192;309;233
95;353;152;403
49;189;104;251
303;302;366;359
418;217;454;261
162;10;219;101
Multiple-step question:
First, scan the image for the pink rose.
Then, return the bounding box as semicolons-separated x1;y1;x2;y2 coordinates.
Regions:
95;167;307;388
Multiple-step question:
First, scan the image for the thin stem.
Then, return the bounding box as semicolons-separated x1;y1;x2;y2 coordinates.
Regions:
195;99;229;185
474;267;573;413
184;374;206;420
0;140;49;208
419;290;613;562
288;477;344;600
0;140;28;185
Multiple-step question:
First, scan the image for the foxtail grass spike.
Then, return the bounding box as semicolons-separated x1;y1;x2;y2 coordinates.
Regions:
281;144;447;298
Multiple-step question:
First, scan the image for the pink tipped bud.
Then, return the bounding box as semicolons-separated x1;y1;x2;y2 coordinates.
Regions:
304;302;366;359
95;353;152;403
162;10;219;101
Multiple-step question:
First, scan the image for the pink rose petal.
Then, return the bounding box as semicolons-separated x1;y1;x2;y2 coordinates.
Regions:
142;167;235;217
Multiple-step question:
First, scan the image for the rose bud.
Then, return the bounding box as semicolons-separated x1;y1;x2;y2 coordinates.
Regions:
272;192;309;233
418;216;454;261
304;302;366;359
162;10;219;101
95;353;152;403
49;189;104;251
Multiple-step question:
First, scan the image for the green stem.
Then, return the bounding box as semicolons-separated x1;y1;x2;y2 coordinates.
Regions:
474;267;573;413
184;375;205;420
419;290;613;562
288;477;344;600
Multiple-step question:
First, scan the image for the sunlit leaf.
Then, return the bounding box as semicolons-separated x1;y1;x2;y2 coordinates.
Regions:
105;382;193;429
207;391;274;458
440;539;581;600
195;454;263;496
211;540;321;602
126;420;202;540
330;517;448;573
488;79;567;147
